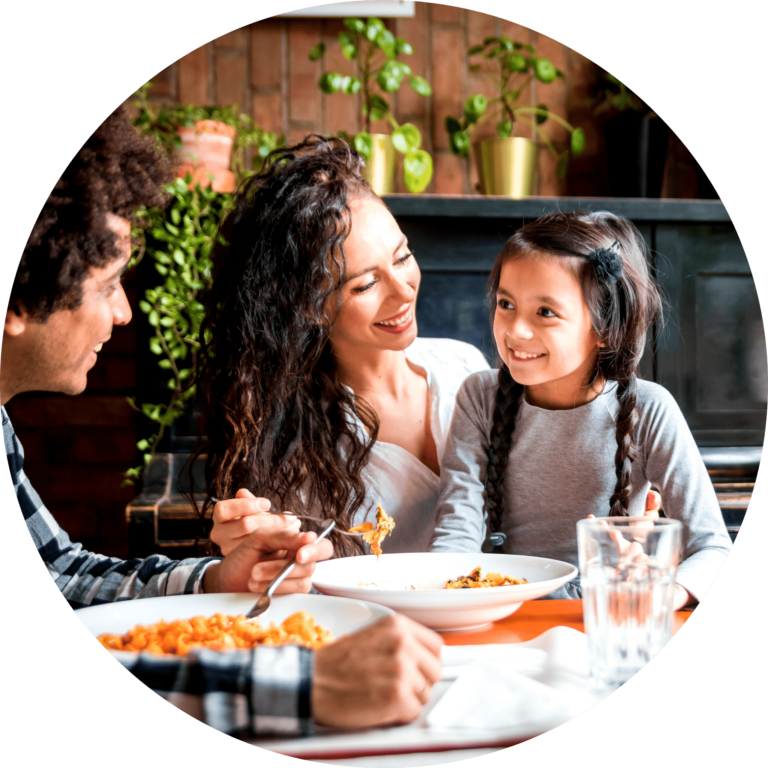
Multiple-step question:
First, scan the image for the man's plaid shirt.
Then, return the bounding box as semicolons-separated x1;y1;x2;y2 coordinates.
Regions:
4;405;313;737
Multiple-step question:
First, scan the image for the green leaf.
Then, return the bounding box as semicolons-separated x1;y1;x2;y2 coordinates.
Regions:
570;127;586;156
139;300;152;314
449;130;471;158
498;36;514;51
555;68;565;79
497;118;513;138
339;32;354;47
170;207;181;225
534;57;557;83
319;71;344;94
354;131;374;160
366;17;385;41
343;76;362;95
556;151;570;180
376;28;396;58
158;358;173;369
365;95;389;121
468;63;482;72
536;103;549;125
392;123;421;153
344;18;366;33
309;42;325;61
377;71;400;93
148;310;159;327
464;94;488;122
468;44;484;55
341;43;357;61
505;52;528;73
403;149;433;193
395;38;413;55
483;36;499;45
408;76;431;97
137;439;150;451
445;115;462;134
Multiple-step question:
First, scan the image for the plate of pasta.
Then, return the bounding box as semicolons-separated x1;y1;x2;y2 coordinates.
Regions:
77;593;393;656
312;553;578;630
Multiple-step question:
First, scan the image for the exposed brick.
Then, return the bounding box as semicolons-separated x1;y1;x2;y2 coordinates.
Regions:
535;34;568;197
250;19;283;90
84;357;137;392
288;127;313;146
101;322;136;355
288;20;322;126
215;29;244;49
178;45;209;104
215;52;247;106
431;3;463;25
74;428;139;463
8;395;134;428
433;152;465;194
253;91;283;135
465;9;499;151
395;2;429;120
23;463;135;503
148;65;174;98
431;27;464;151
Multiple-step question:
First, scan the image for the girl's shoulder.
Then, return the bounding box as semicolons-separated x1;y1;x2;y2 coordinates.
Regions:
628;379;688;431
407;337;491;379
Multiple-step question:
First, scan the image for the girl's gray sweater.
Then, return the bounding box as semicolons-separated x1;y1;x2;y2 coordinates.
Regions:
429;370;732;601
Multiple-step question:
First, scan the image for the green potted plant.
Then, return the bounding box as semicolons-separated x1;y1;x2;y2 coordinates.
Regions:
310;17;433;194
445;36;585;197
589;71;671;198
132;83;282;191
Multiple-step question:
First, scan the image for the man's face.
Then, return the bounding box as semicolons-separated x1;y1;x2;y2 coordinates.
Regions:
3;215;133;398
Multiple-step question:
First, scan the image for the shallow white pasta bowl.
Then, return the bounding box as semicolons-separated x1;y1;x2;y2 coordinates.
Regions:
312;553;579;630
76;592;393;655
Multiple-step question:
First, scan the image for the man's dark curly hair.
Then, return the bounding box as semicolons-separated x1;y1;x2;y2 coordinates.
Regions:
14;104;172;320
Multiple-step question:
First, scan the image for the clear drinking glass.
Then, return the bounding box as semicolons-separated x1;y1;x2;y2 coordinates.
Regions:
577;517;682;688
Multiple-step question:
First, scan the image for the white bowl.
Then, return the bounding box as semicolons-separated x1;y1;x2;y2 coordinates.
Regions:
312;553;578;630
76;592;393;656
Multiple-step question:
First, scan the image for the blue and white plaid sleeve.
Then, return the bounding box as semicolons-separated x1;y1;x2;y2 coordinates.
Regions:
116;645;314;736
3;407;220;608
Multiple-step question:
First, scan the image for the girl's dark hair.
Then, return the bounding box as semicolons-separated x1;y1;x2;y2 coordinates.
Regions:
193;135;379;556
485;211;663;541
15;104;171;320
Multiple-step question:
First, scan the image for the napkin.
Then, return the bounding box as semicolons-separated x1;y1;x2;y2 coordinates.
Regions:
428;627;606;732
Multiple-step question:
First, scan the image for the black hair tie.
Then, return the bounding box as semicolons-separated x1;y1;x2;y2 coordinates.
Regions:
587;240;623;285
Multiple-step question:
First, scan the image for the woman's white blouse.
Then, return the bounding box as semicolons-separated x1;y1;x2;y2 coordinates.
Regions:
352;337;490;553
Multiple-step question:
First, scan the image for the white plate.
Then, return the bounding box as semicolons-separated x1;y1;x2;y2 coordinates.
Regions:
76;592;393;655
312;553;578;630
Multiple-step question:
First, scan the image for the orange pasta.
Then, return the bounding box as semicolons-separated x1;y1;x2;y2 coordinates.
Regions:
350;503;395;557
97;610;334;655
446;566;528;589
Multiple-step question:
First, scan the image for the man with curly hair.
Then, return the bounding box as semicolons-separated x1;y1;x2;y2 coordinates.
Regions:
2;106;442;738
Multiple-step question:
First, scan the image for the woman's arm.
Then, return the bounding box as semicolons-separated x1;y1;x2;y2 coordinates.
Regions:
638;385;733;604
429;373;495;552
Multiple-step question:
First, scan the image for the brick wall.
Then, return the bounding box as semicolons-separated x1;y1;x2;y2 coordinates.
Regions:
135;3;689;197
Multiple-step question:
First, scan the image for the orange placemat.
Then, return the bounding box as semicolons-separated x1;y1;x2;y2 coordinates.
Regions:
442;599;692;646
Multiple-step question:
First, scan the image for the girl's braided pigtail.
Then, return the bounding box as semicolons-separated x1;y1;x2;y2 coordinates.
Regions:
608;375;639;516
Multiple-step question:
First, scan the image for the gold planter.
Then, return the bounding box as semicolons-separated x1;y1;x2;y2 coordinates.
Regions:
473;137;538;198
362;134;396;195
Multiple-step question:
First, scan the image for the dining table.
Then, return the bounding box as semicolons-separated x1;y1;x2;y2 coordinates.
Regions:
250;600;693;766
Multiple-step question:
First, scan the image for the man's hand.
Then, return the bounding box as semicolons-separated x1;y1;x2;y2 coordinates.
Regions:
312;614;443;729
202;507;333;594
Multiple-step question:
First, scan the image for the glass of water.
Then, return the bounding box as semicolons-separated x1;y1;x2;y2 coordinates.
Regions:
577;517;682;688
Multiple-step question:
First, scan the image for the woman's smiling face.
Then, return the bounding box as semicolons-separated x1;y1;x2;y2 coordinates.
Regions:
493;254;601;409
328;197;420;355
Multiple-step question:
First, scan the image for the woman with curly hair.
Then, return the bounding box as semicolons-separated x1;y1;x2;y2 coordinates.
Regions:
197;136;490;558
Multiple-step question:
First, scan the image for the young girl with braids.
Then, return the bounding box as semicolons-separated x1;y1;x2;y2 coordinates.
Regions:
429;211;732;608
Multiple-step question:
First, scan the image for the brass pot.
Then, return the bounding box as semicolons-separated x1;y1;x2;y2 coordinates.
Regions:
473;137;538;198
361;134;396;195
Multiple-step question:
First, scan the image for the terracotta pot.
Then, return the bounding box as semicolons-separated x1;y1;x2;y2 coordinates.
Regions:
175;120;236;193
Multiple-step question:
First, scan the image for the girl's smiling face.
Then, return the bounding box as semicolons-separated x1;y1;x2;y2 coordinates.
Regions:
493;254;601;409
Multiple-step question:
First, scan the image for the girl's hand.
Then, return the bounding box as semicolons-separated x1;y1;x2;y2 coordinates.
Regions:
211;488;284;556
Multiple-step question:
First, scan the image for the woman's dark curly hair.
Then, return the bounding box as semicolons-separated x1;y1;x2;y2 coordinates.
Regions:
14;104;171;320
484;211;663;546
195;135;380;557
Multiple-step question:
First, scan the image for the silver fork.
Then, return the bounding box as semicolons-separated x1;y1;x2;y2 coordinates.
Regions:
246;518;336;620
209;498;366;537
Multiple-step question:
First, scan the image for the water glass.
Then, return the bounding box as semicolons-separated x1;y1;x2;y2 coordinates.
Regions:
577;517;682;688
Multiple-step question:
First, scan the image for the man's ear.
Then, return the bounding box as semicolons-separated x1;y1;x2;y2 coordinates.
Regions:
4;306;28;337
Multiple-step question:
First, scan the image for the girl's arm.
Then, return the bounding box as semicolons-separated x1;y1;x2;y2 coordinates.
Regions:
638;384;733;604
429;372;496;552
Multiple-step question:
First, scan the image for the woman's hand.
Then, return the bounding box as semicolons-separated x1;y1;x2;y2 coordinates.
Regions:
312;614;444;729
211;488;277;556
203;489;334;594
